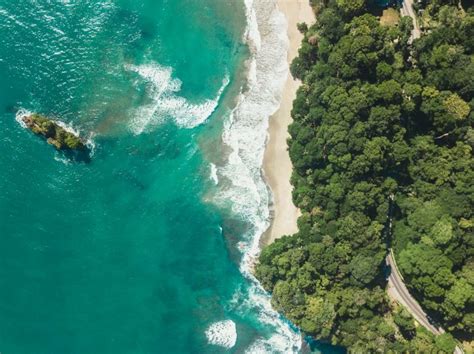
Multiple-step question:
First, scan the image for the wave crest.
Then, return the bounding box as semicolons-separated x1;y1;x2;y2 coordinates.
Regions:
205;320;237;349
126;63;229;133
209;0;301;352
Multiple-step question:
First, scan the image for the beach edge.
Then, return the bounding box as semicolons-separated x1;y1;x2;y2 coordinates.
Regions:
261;0;314;246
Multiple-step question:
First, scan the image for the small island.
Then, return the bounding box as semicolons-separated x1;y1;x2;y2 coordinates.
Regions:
21;113;87;151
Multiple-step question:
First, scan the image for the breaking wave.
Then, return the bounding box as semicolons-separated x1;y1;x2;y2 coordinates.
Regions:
126;63;229;133
205;320;237;349
209;0;301;352
210;163;219;185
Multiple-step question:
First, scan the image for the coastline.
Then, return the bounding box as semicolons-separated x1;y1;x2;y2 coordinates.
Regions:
261;0;314;246
206;0;308;350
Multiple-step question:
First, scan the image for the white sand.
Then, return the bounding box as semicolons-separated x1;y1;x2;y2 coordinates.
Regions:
262;0;314;245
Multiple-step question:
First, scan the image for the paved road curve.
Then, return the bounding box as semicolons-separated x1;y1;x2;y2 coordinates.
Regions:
386;250;442;334
386;250;464;354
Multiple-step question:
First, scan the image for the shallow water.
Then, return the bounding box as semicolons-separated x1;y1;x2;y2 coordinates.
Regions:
0;1;339;353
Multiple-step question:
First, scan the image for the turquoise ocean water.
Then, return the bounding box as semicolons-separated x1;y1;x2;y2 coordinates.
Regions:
0;1;340;353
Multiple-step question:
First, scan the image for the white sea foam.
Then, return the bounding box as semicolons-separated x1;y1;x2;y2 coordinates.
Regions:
126;63;229;133
229;285;301;354
209;0;301;353
54;154;72;165
215;0;288;252
205;320;237;349
15;108;32;128
210;163;219;185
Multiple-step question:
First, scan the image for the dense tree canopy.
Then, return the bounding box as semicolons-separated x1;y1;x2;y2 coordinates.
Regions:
257;0;472;351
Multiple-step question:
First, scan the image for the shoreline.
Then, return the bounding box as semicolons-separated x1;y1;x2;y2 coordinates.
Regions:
210;0;310;350
260;0;314;246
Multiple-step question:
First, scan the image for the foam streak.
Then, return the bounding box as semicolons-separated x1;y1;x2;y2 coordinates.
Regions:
211;0;301;352
127;63;229;133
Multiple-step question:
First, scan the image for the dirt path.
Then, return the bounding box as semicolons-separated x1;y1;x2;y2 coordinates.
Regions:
400;0;421;41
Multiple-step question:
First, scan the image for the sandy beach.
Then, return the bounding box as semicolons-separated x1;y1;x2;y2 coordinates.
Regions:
261;0;314;245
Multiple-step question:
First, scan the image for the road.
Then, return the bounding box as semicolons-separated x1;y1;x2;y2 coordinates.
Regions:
400;0;421;41
386;250;464;354
386;250;442;334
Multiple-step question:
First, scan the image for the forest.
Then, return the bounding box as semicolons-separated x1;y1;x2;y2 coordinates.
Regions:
256;0;473;351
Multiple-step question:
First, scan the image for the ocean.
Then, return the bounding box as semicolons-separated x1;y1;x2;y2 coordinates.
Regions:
0;1;337;353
